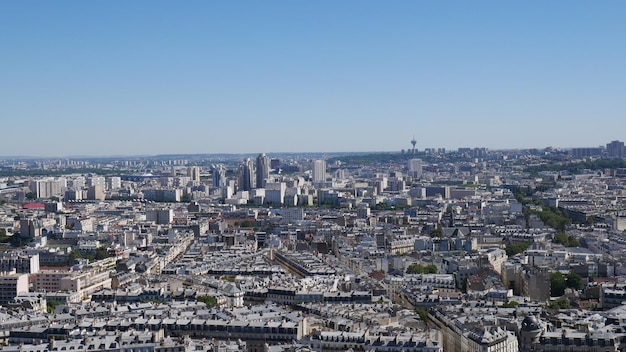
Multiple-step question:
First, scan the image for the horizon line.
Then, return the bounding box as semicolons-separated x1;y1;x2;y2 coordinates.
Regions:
0;145;614;160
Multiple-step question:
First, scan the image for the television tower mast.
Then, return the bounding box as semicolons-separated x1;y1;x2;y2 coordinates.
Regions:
411;136;417;154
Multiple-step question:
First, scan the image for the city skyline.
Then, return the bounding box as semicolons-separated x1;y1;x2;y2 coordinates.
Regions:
2;1;626;157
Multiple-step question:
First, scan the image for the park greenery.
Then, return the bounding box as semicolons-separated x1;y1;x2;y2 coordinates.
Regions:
550;272;583;297
406;263;438;274
46;300;61;314
502;301;520;308
68;246;110;263
526;159;626;175
531;206;572;232
234;220;255;228
415;308;429;323
552;232;581;247
196;295;218;308
0;229;33;247
547;298;571;309
505;241;531;256
429;228;442;237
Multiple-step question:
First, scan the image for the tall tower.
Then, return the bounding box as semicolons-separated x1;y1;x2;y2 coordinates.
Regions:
239;158;255;191
408;158;423;179
255;153;270;189
188;166;200;184
606;140;625;158
312;160;327;183
211;164;226;188
411;136;417;155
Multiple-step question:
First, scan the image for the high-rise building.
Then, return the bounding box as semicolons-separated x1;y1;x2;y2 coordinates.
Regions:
188;166;201;184
212;164;226;188
67;176;85;190
312;160;326;183
606;140;625;158
256;153;270;189
239;159;255;192
87;185;105;201
146;209;174;225
408;158;423;179
87;176;106;188
571;147;603;159
31;178;66;199
107;176;122;190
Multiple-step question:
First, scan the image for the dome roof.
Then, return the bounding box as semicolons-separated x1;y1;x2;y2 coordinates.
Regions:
521;315;542;331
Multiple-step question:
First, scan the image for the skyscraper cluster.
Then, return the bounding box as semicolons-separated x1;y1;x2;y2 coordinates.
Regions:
237;153;271;192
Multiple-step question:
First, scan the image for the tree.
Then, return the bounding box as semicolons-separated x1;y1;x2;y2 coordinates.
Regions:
68;250;82;263
415;308;429;323
550;272;566;297
429;228;442;237
502;301;520;308
553;232;580;247
548;298;570;309
196;295;217;308
239;220;253;228
566;272;583;290
407;264;438;274
46;300;61;314
505;242;531;256
95;247;110;260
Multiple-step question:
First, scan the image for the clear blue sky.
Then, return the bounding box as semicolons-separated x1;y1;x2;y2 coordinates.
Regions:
1;1;625;157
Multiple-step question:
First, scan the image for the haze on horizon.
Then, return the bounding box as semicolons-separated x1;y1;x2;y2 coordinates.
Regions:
2;1;625;158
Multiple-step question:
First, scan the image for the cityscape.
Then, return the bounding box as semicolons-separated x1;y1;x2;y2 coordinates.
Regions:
3;1;626;351
1;139;626;351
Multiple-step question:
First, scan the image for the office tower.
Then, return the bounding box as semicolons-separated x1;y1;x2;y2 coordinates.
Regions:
188;166;200;183
64;189;83;201
312;160;326;183
87;185;105;201
146;209;174;225
408;158;423;179
212;164;226;188
239;158;255;192
87;176;106;188
256;153;270;189
606;140;625;158
67;176;85;190
44;201;62;213
107;176;122;190
31;178;65;199
571;147;603;158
